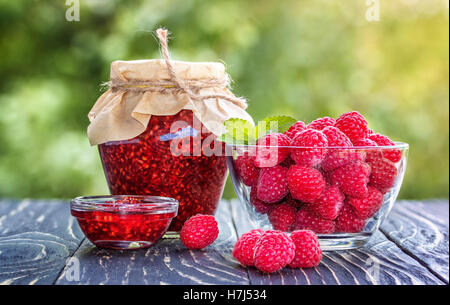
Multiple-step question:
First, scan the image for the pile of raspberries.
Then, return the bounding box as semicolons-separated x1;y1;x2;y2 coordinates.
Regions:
180;214;322;273
234;111;402;234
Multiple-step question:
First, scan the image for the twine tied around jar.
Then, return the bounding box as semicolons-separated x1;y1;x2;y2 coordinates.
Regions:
108;28;246;107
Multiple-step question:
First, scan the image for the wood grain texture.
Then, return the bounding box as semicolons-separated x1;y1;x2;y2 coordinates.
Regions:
0;199;84;285
56;201;249;285
380;199;449;283
229;199;446;285
0;198;448;285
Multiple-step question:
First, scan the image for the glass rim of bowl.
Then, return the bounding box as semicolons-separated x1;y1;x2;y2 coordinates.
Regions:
71;195;179;216
228;141;409;150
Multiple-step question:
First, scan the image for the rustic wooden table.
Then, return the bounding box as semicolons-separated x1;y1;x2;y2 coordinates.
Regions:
0;199;448;285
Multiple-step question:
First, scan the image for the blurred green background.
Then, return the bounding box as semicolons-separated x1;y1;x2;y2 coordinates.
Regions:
0;0;448;200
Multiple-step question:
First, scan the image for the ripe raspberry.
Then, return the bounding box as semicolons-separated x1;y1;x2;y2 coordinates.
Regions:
307;117;336;131
335;111;369;144
268;203;297;232
294;208;335;234
368;158;397;193
250;186;274;214
235;152;259;186
284;121;307;139
285;194;304;209
256;166;289;203
330;160;371;198
310;185;344;220
322;126;353;147
321;149;366;172
253;230;295;273
291;129;328;167
287;165;326;203
232;229;264;266
288;230;322;268
353;138;377;147
255;133;291;167
347;186;383;219
180;214;219;249
369;133;402;163
353;138;380;163
335;204;366;233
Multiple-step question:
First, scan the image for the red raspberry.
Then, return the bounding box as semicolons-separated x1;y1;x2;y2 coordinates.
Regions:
254;133;291;167
254;230;295;273
285;194;304;209
287;165;326;203
291;129;328;167
368;158;397;193
322;126;352;147
294;208;335;234
310;185;344;220
335;204;366;233
353;138;377;147
180;214;219;249
307;117;336;131
235;152;259;186
288;230;322;268
369;133;402;163
347;186;383;219
250;186;274;214
335;111;369;144
330;160;371;198
232;229;264;266
268;203;297;232
256;166;289;203
284;121;307;139
321;149;366;172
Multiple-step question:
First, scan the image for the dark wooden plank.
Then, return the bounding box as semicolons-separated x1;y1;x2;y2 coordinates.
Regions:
380;200;449;283
56;200;250;285
229;199;445;285
0;199;84;285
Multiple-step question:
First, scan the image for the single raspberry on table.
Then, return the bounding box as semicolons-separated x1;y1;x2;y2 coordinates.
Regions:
250;186;274;214
369;133;402;163
268;203;297;232
322;126;353;147
310;185;345;220
294;208;335;234
307;117;336;131
235;152;259;186
287;165;326;203
347;186;383;219
180;214;219;249
330;160;371;198
368;158;398;193
256;166;289;203
335;111;369;144
254;133;292;167
232;229;264;267
288;230;322;268
253;230;295;273
284;121;307;139
335;204;366;233
290;129;328;167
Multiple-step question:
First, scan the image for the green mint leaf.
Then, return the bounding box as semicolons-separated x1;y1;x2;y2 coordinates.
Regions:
219;118;256;145
256;115;297;138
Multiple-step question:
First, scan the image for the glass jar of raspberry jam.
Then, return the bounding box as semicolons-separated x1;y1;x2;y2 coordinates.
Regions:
98;110;228;232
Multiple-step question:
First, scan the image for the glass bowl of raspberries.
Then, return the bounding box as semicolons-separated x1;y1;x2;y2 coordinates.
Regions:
227;111;408;251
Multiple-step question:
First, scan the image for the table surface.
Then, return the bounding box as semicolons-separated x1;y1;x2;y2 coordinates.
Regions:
0;198;448;285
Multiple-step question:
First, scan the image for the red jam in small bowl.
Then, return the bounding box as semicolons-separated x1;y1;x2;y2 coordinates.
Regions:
98;110;228;232
71;195;178;249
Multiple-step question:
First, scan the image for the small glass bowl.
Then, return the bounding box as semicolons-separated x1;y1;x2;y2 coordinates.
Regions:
227;143;408;251
71;195;178;250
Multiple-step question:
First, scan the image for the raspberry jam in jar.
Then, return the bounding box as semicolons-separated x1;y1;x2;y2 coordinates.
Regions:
71;195;178;249
98;110;228;232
